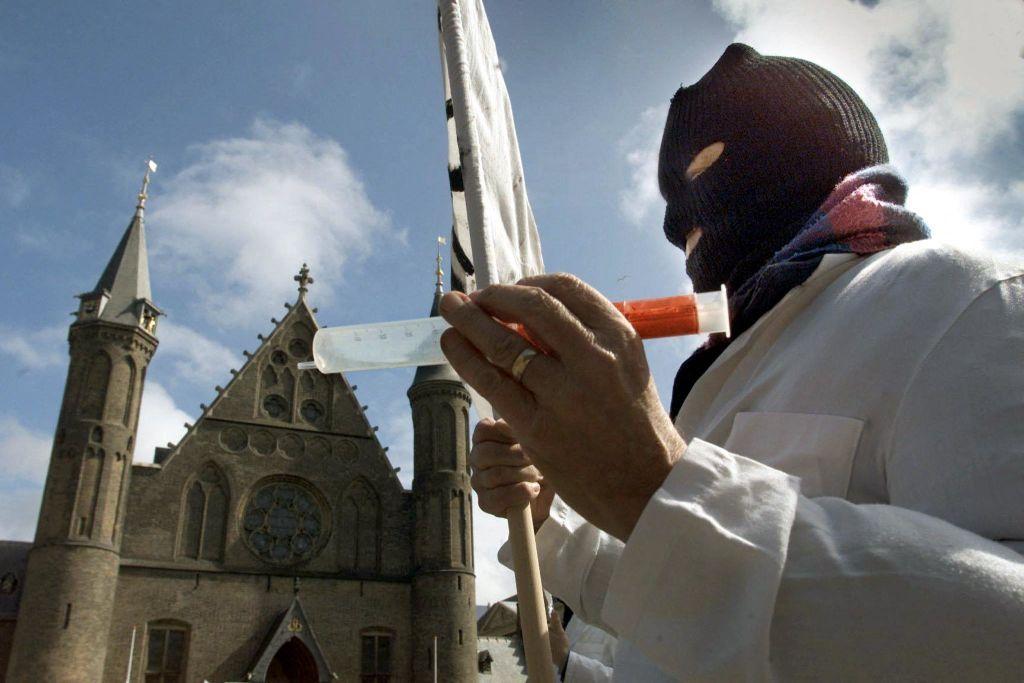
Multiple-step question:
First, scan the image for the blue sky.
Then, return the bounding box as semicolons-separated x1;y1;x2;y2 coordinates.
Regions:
1;0;1022;603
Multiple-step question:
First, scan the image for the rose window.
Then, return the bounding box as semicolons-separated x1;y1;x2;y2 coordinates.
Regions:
243;482;325;564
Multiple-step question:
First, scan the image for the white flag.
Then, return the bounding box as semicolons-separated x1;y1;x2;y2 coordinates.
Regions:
437;0;545;292
147;159;158;173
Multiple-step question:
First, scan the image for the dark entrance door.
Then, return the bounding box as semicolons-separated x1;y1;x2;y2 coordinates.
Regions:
266;637;320;683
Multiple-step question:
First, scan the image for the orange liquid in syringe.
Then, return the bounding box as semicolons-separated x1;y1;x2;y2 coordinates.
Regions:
613;294;700;338
509;294;703;351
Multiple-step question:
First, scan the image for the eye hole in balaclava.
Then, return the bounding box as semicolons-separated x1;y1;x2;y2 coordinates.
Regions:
685;142;725;181
659;43;888;295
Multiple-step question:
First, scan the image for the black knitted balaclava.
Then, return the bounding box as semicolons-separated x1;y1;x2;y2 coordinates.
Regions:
660;43;889;293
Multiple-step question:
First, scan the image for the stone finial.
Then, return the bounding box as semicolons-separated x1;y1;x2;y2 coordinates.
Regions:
294;263;314;299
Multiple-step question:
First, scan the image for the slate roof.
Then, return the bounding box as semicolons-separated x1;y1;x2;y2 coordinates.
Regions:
86;201;156;328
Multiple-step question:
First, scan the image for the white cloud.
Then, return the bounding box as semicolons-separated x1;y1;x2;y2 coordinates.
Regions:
156;320;239;389
712;0;1024;165
0;416;52;485
0;164;30;207
620;0;1024;256
149;119;395;327
907;179;1024;261
378;399;415;489
0;324;65;370
473;507;517;604
134;381;191;464
711;0;1024;253
619;105;668;228
0;488;44;542
0;384;192;538
0;416;51;540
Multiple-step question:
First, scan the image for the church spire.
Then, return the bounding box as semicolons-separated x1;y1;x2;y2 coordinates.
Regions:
78;160;161;334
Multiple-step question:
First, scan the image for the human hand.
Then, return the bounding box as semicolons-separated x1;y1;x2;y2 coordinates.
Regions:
439;273;686;541
548;609;570;672
470;417;555;532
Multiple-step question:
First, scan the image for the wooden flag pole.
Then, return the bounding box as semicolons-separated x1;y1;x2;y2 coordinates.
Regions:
507;503;554;682
437;1;554;677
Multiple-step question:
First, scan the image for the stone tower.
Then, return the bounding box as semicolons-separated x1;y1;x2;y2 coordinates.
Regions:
409;262;477;682
6;166;161;682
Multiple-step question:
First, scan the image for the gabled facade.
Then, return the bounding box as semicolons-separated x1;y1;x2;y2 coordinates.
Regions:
0;175;477;682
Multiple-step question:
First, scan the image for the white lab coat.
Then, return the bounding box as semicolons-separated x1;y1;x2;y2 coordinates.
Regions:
562;618;616;682
502;240;1024;681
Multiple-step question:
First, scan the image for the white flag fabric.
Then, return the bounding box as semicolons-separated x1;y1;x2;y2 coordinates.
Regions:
438;0;545;292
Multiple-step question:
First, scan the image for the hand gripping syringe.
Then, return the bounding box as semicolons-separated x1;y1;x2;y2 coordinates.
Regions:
297;285;729;374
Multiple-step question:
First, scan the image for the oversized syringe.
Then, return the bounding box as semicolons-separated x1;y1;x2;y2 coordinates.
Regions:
298;285;729;374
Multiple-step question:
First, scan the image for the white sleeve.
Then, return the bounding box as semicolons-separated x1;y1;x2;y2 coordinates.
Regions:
498;496;624;634
563;651;614;683
601;277;1024;682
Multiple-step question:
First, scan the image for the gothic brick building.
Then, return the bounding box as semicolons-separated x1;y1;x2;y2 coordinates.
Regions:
0;171;478;681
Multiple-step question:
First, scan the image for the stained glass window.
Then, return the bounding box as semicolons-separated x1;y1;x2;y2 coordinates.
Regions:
243;481;325;565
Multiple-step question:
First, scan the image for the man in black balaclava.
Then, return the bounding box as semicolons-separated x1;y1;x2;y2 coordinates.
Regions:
443;43;1024;681
660;43;898;418
661;43;888;294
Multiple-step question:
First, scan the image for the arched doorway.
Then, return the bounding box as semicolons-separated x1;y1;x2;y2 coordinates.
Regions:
266;637;320;683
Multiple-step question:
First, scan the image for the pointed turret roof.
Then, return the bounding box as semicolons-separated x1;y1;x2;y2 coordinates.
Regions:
411;247;461;385
86;162;158;328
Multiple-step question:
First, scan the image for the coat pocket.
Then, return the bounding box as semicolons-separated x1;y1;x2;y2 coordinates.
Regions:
723;412;864;498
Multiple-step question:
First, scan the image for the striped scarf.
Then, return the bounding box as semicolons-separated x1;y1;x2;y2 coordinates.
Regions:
669;165;931;419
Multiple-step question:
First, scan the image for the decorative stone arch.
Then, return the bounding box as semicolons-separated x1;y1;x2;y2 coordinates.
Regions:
117;354;137;426
461;406;470;473
338;476;381;573
435;404;458;470
72;446;104;538
413;404;432;472
247;598;334;683
176;461;230;562
77;349;112;420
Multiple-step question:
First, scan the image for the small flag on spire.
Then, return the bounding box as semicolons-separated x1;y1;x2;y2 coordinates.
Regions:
437;235;447;246
147;159;158;173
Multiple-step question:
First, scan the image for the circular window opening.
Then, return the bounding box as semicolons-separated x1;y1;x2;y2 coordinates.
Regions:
263;395;289;420
300;400;324;425
279;433;304;459
251;430;276;456
271;350;288;366
220;427;248;452
288;338;310;358
242;481;326;565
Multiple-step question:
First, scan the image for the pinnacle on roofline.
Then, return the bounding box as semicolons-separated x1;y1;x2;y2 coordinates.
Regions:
135;159;157;218
294;263;314;301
